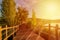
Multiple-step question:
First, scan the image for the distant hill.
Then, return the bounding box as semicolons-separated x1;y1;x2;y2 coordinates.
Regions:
37;18;60;23
28;18;60;25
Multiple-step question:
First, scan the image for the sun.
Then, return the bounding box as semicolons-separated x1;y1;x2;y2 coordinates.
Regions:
46;3;57;13
35;0;60;20
43;2;59;20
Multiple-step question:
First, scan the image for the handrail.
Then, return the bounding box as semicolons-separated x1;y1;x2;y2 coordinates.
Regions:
43;24;59;40
2;26;18;31
0;25;19;40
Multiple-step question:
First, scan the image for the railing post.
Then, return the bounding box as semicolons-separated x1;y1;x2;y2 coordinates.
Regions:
13;26;14;40
16;26;18;33
16;26;19;34
6;25;8;40
18;25;19;31
48;24;51;40
55;24;58;40
0;26;2;40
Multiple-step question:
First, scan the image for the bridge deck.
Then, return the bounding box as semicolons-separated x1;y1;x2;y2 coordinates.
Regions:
13;24;44;40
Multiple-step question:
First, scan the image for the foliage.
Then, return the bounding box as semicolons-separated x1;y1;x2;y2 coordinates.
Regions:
0;17;7;27
15;6;28;25
2;0;16;26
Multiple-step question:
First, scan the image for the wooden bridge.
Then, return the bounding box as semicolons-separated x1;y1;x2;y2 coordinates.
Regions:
0;23;60;40
0;25;19;40
13;24;44;40
13;23;60;40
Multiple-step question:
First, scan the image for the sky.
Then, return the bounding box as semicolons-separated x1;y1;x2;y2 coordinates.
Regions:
0;0;2;17
34;0;60;20
0;0;36;17
16;0;60;20
0;0;60;20
15;0;37;18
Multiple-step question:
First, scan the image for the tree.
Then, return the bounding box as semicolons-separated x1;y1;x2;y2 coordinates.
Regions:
16;6;28;25
32;9;36;25
2;0;16;26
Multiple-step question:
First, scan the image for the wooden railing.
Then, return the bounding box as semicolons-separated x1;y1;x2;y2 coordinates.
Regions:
0;25;19;40
43;24;60;40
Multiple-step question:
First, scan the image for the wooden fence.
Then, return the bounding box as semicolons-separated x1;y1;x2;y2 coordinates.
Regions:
0;25;19;40
44;24;60;40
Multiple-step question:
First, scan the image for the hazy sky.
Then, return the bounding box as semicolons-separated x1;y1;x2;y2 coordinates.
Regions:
0;0;60;20
15;0;37;18
0;0;36;17
16;0;60;20
35;0;60;20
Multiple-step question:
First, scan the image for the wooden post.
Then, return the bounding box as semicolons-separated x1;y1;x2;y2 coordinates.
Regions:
13;26;14;40
55;24;58;40
48;24;51;40
6;25;8;40
0;26;2;40
16;26;19;37
18;25;19;31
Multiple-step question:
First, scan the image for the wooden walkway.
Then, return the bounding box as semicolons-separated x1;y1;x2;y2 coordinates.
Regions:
13;24;44;40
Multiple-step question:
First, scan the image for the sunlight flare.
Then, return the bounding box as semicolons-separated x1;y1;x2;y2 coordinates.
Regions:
35;0;60;20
